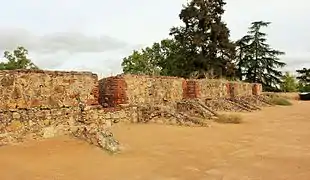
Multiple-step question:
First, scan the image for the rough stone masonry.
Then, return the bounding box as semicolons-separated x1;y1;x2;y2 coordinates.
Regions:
98;74;265;126
0;70;263;151
98;74;262;107
0;70;127;152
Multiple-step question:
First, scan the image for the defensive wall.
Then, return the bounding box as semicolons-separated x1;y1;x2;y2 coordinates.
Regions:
0;70;130;146
98;74;262;107
0;70;263;147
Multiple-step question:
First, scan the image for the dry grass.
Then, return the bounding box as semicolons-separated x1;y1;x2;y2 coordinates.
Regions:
264;92;299;100
215;114;243;124
270;97;292;106
266;94;293;106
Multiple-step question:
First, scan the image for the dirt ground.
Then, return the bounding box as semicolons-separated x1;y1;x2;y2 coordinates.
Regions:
1;101;310;180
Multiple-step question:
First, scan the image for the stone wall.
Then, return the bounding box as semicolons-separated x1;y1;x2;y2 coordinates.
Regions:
0;70;116;146
99;75;263;107
0;70;264;146
0;70;99;109
99;74;184;106
198;79;229;99
0;106;133;145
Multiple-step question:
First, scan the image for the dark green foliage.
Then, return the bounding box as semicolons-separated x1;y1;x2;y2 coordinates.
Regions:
298;84;310;92
0;46;39;70
296;68;310;92
122;0;236;78
121;1;287;87
235;21;286;91
121;39;187;76
169;0;236;78
296;68;310;84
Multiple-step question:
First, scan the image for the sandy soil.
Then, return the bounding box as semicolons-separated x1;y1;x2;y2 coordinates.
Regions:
1;101;310;180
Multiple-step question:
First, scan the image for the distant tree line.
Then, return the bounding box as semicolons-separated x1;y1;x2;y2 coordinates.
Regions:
0;46;39;70
121;0;310;92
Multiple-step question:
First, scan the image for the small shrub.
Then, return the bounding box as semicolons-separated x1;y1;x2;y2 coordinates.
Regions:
215;114;243;124
270;96;292;106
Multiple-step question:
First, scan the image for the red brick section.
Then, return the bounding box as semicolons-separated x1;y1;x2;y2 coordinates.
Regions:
182;80;201;99
99;76;128;107
226;83;230;97
252;83;260;95
228;82;236;98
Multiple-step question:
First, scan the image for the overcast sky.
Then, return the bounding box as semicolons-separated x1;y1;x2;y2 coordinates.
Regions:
0;0;309;77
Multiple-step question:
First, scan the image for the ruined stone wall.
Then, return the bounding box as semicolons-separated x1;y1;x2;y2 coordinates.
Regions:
99;74;184;106
0;106;134;145
198;79;229;99
0;70;118;145
0;70;264;145
0;70;99;109
99;75;263;107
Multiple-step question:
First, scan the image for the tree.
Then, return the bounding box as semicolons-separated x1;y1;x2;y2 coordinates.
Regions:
280;72;298;92
296;68;310;92
121;50;160;76
236;21;286;91
121;39;187;76
169;0;236;78
235;35;252;80
0;46;39;70
296;68;310;84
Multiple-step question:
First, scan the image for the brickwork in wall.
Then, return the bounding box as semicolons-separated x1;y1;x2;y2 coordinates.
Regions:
0;70;264;146
99;75;128;107
99;75;263;107
0;70;115;146
252;83;262;95
182;80;201;99
228;82;236;98
99;75;184;106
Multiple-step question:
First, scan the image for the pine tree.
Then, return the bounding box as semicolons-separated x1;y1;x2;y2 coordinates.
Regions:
236;21;286;91
296;68;310;84
296;68;310;92
170;0;236;78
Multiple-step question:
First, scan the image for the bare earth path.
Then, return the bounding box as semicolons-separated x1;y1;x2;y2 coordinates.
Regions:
1;101;310;180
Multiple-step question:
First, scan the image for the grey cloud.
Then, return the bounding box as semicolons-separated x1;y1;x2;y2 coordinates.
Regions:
29;51;72;69
280;55;310;74
0;28;129;53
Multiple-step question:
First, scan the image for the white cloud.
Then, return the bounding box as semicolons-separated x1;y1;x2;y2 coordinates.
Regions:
0;28;129;53
0;0;310;75
0;28;141;76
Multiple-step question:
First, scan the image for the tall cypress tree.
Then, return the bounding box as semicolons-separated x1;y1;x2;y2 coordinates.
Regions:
236;21;286;91
170;0;235;78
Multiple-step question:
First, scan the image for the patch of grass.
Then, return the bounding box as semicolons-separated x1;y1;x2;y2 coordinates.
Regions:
269;96;292;106
215;114;243;124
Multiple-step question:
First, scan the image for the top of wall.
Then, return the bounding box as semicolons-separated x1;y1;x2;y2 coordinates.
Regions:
0;69;97;77
101;74;249;83
100;74;186;81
